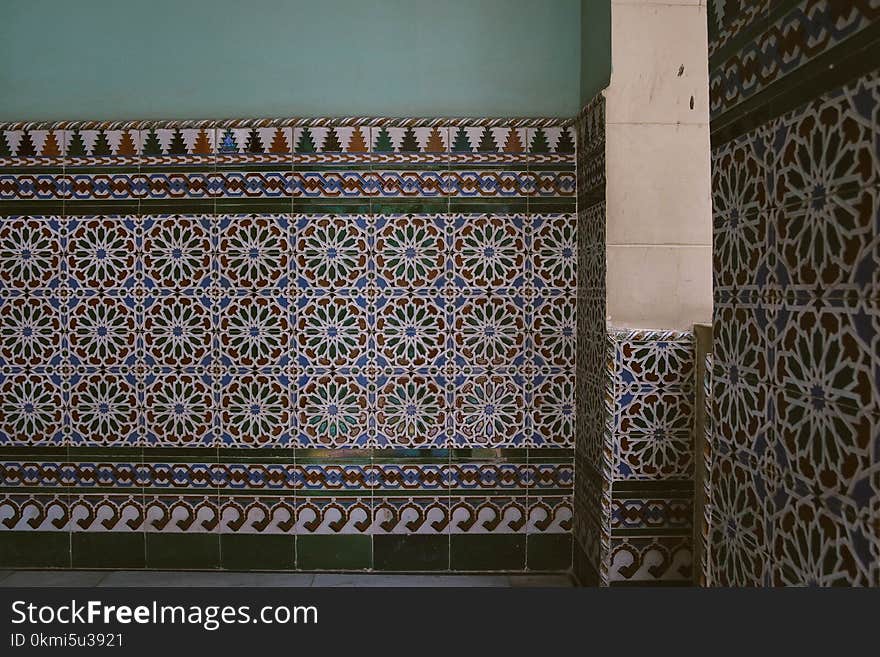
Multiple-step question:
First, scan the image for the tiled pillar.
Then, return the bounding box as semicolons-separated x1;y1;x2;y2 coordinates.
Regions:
574;0;713;585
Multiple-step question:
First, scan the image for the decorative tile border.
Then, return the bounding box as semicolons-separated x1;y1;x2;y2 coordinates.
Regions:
0;492;572;536
0;117;573;131
0;171;576;200
608;535;692;584
0;460;573;491
709;0;880;120
0;124;576;168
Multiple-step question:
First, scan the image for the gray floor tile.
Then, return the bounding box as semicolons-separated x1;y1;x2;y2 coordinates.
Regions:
508;574;573;587
311;574;512;587
0;570;107;587
98;571;314;587
0;570;568;588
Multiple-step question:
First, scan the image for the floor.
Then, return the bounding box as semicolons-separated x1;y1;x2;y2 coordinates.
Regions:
0;570;573;587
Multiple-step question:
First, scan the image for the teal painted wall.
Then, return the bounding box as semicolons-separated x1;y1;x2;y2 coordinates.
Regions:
580;0;611;104
0;0;602;121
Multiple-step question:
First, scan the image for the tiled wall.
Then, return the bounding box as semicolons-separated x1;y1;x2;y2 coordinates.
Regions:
708;0;879;585
0;119;577;571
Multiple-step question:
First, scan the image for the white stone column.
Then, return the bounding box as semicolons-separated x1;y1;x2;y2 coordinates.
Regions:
604;0;712;329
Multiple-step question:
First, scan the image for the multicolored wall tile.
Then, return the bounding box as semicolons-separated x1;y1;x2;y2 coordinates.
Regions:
707;0;879;586
0;116;576;572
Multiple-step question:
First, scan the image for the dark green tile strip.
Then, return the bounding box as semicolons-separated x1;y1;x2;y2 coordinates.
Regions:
216;199;294;214
526;533;572;571
0;447;68;458
447;199;529;213
220;534;295;570
451;447;528;462
0;531;70;568
450;534;525;571
72;532;145;569
370;200;449;214
0;202;65;216
373;535;449;571
0;198;577;216
145;533;220;570
296;535;372;570
612;528;692;538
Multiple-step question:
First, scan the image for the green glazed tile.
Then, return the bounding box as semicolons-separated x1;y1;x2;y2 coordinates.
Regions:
371;200;450;215
373;535;449;571
145;533;220;570
139;199;216;214
220;534;295;570
68;447;142;460
0;201;66;217
63;201;140;215
216;199;292;214
296;535;371;570
142;447;217;461
450;534;525;571
448;199;528;213
0;531;70;568
72;532;145;569
293;200;371;214
527;534;572;571
0;446;68;459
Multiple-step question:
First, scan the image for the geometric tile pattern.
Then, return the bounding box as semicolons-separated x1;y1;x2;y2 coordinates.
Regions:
708;0;880;586
574;323;697;586
0;116;576;572
0;212;577;449
605;331;695;586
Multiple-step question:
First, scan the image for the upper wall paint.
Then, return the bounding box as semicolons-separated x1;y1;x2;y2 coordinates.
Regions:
0;0;600;121
580;0;611;104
